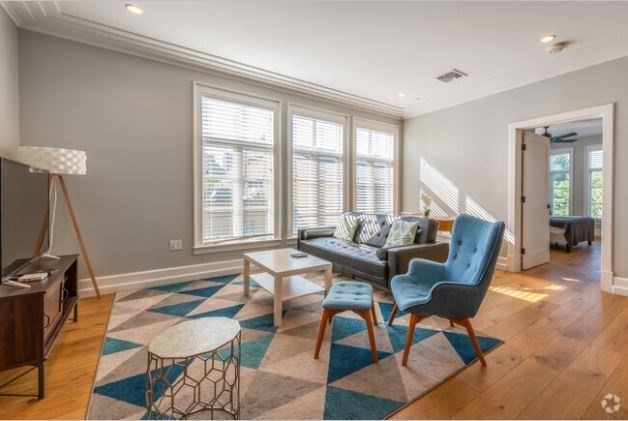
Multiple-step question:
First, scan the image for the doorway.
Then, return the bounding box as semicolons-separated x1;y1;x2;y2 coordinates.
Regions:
507;104;616;294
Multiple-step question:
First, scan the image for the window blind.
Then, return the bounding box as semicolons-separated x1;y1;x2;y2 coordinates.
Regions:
292;114;344;234
201;96;275;243
354;126;394;213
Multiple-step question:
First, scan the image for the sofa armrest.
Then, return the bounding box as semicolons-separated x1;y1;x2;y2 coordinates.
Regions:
297;226;335;242
387;242;449;282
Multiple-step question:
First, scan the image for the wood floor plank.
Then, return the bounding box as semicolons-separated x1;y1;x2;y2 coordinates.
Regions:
593;308;628;355
451;358;559;419
581;354;628;420
517;344;623;419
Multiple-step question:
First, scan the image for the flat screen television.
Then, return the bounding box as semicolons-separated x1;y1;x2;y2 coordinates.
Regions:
0;158;50;280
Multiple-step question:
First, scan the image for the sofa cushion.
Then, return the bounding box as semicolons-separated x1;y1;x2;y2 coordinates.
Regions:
333;213;359;241
350;213;394;246
298;237;387;278
385;220;419;248
400;216;438;244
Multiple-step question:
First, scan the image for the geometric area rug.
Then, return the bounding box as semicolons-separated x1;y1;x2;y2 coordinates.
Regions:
87;273;502;420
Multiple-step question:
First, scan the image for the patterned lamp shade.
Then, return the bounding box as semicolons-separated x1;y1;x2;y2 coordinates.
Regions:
17;146;87;175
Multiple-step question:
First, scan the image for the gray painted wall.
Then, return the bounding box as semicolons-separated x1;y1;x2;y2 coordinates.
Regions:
17;30;399;279
0;8;19;158
402;56;628;277
550;134;602;218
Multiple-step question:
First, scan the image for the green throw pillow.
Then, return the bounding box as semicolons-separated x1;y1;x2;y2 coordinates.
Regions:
384;220;419;248
333;214;359;241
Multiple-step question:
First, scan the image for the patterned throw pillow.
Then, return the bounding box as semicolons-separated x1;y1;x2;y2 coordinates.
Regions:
384;220;419;248
333;214;359;241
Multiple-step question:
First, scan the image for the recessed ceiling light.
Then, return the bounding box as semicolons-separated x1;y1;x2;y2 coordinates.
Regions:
125;3;143;15
397;92;406;98
540;34;556;44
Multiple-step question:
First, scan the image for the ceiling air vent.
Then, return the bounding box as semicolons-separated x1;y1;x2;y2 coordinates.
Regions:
436;68;468;83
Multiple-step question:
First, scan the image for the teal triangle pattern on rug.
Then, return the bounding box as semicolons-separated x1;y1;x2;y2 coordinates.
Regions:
378;301;406;323
209;274;240;284
149;281;192;293
323;386;404;420
179;285;224;298
327;343;392;384
102;337;143;356
188;304;245;320
386;324;441;353
331;316;368;342
240;334;274;369
239;311;287;333
94;363;186;407
443;330;503;364
148;299;205;317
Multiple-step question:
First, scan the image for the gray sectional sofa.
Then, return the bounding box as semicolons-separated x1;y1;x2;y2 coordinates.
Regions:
297;212;449;289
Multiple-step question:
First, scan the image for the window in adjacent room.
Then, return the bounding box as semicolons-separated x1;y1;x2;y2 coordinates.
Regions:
354;120;398;214
290;109;346;235
549;149;572;216
586;145;603;219
195;86;278;246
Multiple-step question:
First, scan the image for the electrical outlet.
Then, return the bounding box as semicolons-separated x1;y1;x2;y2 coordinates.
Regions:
169;240;183;251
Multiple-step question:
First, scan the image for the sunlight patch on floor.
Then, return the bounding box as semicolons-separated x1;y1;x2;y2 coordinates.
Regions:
489;285;548;303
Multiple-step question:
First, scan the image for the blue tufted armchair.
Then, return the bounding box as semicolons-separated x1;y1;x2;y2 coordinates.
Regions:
388;214;505;366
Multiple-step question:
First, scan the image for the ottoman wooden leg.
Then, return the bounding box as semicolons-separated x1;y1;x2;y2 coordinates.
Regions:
370;300;378;326
314;309;333;359
358;310;378;363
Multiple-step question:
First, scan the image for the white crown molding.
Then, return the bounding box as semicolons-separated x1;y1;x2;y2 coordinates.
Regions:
403;34;628;118
2;1;403;118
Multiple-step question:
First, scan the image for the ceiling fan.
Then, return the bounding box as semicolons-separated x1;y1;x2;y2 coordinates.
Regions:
539;126;578;143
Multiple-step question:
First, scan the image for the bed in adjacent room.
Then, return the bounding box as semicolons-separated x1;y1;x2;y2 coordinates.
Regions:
549;216;595;252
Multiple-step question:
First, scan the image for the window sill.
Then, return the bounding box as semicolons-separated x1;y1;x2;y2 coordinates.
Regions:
193;237;283;255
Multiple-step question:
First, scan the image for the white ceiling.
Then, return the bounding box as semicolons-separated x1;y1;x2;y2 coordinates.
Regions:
4;1;628;118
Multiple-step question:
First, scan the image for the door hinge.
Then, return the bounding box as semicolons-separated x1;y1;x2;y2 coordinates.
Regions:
521;248;526;255
521;143;527;151
521;196;526;203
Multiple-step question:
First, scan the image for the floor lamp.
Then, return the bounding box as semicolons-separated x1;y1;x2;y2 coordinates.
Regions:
17;146;102;298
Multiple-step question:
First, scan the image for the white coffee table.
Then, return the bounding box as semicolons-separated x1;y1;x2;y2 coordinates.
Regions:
243;248;332;327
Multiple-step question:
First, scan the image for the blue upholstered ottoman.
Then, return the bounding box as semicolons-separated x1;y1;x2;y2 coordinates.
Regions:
314;281;379;363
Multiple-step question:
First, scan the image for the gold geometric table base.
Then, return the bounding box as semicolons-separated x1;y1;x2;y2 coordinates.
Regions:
146;332;241;420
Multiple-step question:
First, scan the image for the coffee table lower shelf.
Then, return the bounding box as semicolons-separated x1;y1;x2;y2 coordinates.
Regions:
250;272;324;301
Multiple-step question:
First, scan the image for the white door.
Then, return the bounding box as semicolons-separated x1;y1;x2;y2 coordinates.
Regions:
521;130;550;270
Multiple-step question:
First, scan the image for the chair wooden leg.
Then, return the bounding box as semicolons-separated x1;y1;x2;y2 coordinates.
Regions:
456;318;486;366
387;304;398;326
370;301;378;326
314;309;332;359
449;319;455;328
402;314;426;366
358;310;378;363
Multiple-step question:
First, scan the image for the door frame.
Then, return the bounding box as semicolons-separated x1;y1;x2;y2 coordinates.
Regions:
507;104;615;293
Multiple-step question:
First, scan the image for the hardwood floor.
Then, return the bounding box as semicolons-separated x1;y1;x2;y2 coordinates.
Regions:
393;243;628;420
0;243;625;419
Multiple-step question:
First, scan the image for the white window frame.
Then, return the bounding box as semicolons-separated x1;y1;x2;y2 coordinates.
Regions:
584;144;603;220
286;104;349;238
352;118;400;214
548;147;574;216
193;82;282;253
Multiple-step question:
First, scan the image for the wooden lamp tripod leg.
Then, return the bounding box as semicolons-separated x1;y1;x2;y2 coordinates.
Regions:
57;175;101;298
33;175;56;257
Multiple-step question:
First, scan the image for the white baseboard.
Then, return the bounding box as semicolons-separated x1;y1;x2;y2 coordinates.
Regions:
78;259;243;297
496;256;509;271
611;275;628;297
